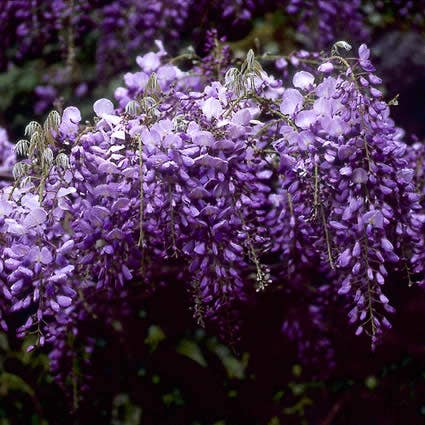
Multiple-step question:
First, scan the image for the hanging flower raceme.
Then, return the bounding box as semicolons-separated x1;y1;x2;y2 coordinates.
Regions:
0;42;424;377
267;44;425;349
0;128;15;187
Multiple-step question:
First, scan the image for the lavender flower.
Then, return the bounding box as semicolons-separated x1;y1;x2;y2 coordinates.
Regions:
0;128;15;186
1;42;424;390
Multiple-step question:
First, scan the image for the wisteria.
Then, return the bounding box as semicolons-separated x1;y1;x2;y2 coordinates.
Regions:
3;0;422;120
0;41;423;389
4;0;422;71
0;128;15;185
0;0;425;420
285;0;367;45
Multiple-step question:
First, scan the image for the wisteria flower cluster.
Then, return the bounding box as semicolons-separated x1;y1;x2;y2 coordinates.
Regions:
0;0;366;72
0;42;424;385
0;128;15;186
4;0;422;72
3;0;423;124
0;0;184;69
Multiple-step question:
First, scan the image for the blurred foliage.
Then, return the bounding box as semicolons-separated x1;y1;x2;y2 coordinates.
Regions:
144;325;166;352
0;332;51;424
111;394;142;425
0;288;424;425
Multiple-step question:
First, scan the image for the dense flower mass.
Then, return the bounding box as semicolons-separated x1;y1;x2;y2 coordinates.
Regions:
0;42;424;384
285;0;367;45
3;0;422;70
270;48;425;347
0;0;363;72
0;129;15;190
3;0;422;117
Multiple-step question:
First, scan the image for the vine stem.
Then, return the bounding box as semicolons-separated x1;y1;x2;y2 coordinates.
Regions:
137;136;144;247
168;184;177;257
137;134;146;275
314;162;335;270
321;204;335;270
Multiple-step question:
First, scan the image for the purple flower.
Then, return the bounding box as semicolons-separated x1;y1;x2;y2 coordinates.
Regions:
280;89;303;116
201;97;223;120
293;71;315;90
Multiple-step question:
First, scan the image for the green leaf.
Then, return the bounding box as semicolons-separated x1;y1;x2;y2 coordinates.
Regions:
176;340;207;367
0;333;9;352
144;325;166;352
111;394;142;425
365;375;379;390
31;415;48;425
207;339;249;379
162;388;184;407
289;383;305;396
0;372;34;397
292;364;302;377
283;396;313;416
112;320;123;332
272;390;284;402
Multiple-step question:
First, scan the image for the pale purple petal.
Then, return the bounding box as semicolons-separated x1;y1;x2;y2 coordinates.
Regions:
318;62;334;73
0;199;12;216
232;109;251;125
62;106;81;124
94;98;114;117
352;168;368;184
280;89;303;115
338;248;352;267
136;52;161;71
295;110;318;129
381;238;394;252
57;187;76;197
202;98;223;120
23;208;47;228
56;295;72;308
40;247;53;264
293;71;315;90
358;44;370;61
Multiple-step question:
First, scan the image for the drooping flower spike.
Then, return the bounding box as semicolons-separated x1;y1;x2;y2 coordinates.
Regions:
0;43;424;385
